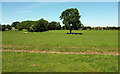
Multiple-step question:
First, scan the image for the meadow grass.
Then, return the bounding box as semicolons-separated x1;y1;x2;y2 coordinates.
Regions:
2;51;118;72
2;30;118;53
2;30;118;72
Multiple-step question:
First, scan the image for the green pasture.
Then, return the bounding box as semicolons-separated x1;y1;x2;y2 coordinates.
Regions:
1;30;118;72
2;51;118;72
2;30;118;53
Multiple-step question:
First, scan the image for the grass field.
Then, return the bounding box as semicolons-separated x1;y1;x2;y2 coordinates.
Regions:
2;51;118;72
2;30;118;53
1;30;118;72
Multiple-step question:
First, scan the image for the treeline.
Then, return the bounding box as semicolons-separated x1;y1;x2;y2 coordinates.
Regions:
61;26;120;30
1;18;61;32
1;24;12;31
0;18;83;32
0;19;120;31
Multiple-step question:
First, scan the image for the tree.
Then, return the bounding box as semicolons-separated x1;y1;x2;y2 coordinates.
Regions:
6;24;12;30
48;21;57;30
16;23;23;31
0;24;1;31
60;8;83;34
34;18;49;32
17;26;23;31
61;26;66;30
27;25;35;32
11;21;20;29
11;18;62;32
2;25;6;31
20;20;36;29
56;22;61;30
73;23;83;30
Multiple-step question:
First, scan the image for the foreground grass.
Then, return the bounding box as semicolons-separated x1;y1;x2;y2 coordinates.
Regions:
2;51;118;72
2;30;118;53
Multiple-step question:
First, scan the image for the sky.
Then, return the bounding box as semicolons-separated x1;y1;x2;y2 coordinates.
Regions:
2;2;118;27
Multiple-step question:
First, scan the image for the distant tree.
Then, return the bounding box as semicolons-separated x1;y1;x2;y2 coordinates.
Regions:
21;20;36;29
11;21;20;29
16;23;23;31
0;24;1;31
27;25;35;32
56;22;61;30
17;26;23;31
11;18;62;32
2;25;6;31
48;21;57;30
112;26;117;30
60;8;83;33
61;26;65;30
34;18;49;32
6;24;12;30
82;26;87;30
118;27;120;30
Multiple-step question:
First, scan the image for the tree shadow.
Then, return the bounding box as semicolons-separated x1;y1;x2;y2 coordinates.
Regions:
66;33;83;35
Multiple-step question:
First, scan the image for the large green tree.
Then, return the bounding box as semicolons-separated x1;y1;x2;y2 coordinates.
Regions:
60;8;82;33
